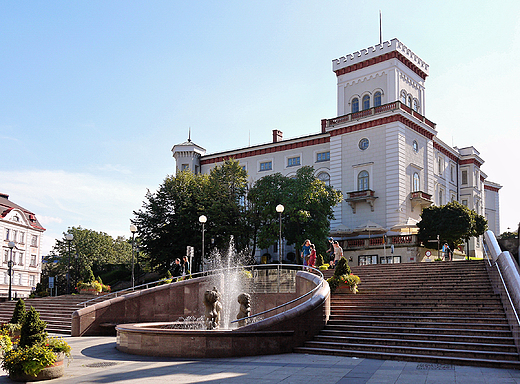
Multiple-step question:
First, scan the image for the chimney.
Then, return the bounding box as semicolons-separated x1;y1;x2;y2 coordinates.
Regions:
0;193;8;200
272;129;283;143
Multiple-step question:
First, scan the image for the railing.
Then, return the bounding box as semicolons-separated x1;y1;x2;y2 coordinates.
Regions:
324;101;436;129
483;230;520;355
410;191;432;201
77;264;325;312
345;235;417;249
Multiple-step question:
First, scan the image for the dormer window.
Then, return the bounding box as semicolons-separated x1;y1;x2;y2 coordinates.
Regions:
352;98;359;113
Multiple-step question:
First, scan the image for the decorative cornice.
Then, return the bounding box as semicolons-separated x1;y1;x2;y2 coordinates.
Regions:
460;158;483;167
334;51;428;80
200;136;330;165
433;142;459;163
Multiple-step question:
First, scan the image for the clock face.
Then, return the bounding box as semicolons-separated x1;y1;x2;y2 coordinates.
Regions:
359;138;369;150
413;140;419;153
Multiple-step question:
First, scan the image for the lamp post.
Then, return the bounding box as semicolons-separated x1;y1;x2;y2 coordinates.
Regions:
130;224;137;288
276;204;284;263
65;233;73;294
7;241;15;300
199;215;207;272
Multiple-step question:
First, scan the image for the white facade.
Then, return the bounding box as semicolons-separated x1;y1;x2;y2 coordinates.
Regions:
172;38;501;262
0;193;45;298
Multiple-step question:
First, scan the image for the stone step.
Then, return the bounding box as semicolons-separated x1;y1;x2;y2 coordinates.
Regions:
326;319;510;331
328;314;509;324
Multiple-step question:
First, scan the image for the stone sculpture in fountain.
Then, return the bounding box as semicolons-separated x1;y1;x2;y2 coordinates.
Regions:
203;287;223;330
236;293;251;327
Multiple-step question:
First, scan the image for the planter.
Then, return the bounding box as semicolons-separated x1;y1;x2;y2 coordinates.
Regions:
337;283;358;294
9;353;64;382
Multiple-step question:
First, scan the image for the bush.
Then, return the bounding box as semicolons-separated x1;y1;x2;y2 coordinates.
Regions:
19;307;47;349
2;344;56;377
316;254;325;268
10;299;26;325
327;256;357;293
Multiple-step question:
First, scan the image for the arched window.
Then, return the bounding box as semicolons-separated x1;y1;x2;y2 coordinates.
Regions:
358;171;369;191
362;95;370;110
413;99;420;112
400;91;407;104
374;91;382;107
317;172;330;186
351;98;359;113
413;172;420;192
408;96;413;109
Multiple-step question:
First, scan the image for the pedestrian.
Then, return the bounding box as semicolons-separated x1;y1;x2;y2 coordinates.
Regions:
333;241;343;267
326;237;335;267
172;258;182;278
301;239;311;266
308;244;317;268
182;255;190;276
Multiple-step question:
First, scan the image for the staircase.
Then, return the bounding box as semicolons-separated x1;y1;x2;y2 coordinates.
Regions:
0;295;95;335
296;260;520;369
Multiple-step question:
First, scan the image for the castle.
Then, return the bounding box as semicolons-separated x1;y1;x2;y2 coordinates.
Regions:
172;38;501;265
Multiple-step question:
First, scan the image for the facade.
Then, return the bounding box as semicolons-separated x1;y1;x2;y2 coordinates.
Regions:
0;193;45;298
172;38;501;264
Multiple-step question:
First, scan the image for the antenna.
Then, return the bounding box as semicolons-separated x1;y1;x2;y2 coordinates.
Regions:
379;10;382;45
188;127;191;142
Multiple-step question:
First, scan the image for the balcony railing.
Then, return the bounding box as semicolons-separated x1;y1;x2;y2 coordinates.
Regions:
323;101;436;130
345;234;418;249
345;190;377;213
410;191;433;211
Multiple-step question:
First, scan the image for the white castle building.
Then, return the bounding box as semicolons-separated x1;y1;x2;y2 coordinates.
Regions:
0;193;45;298
172;39;501;265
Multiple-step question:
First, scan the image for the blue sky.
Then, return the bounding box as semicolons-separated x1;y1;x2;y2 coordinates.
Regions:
1;0;519;254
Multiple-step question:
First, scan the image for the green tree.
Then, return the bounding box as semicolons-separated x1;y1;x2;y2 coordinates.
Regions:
248;166;343;259
10;299;26;325
133;159;249;273
418;201;488;251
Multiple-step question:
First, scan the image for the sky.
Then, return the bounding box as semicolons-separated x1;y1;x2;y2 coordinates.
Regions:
1;0;519;255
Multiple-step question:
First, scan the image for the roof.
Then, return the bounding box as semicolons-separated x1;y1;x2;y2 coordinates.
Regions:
0;193;46;231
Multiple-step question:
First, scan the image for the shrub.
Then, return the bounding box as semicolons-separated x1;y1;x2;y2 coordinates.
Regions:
46;337;71;357
10;299;26;325
316;254;325;268
2;344;56;377
19;307;47;349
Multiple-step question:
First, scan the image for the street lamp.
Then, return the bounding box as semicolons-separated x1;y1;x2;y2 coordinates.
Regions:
130;224;137;288
7;241;15;300
199;215;207;272
65;233;73;294
276;204;284;263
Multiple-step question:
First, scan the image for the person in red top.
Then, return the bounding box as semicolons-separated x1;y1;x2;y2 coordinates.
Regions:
308;244;317;268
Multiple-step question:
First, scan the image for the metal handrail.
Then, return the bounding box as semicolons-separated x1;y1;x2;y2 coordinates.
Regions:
77;263;324;308
483;237;520;327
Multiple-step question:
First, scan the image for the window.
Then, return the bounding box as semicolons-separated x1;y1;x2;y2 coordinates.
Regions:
351;98;359;113
17;273;22;286
316;152;330;162
359;255;378;265
31;235;38;247
12;230;17;243
358;171;369;191
374;92;382;107
5;229;9;240
13;216;19;222
181;164;189;171
462;199;468;206
412;140;419;153
29;275;35;287
439;189;443;205
400;91;407;104
413;173;420;192
287;156;300;167
30;255;37;267
317;172;330;186
259;161;272;171
380;256;401;264
407;96;412;109
3;250;8;263
450;165;455;182
3;272;7;285
362;95;370;110
358;138;369;150
18;253;24;266
461;170;468;185
438;157;444;175
19;232;24;244
413;99;420;112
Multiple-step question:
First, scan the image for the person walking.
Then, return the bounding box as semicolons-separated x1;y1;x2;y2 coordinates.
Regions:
301;239;311;266
326;237;335;267
182;255;190;276
308;244;317;268
332;241;344;267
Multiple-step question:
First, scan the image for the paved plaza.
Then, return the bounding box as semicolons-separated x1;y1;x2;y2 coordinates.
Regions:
1;336;519;383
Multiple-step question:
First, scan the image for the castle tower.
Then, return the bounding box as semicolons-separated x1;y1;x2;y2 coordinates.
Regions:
171;138;206;174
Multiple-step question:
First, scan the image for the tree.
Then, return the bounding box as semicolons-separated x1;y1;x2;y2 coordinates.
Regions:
43;227;133;294
10;299;26;325
133;159;249;273
417;201;488;251
248;166;343;259
19;307;47;348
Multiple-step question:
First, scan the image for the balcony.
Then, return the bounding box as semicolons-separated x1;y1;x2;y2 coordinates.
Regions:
345;190;378;213
321;101;436;130
344;234;418;250
410;191;433;211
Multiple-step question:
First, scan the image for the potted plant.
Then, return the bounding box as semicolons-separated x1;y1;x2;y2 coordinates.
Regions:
2;307;71;381
327;257;360;294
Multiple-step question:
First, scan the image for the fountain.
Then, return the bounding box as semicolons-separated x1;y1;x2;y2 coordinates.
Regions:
73;237;330;358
